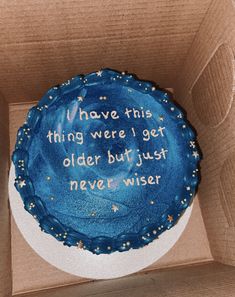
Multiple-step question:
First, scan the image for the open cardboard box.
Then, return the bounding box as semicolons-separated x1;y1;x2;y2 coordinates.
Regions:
1;0;235;296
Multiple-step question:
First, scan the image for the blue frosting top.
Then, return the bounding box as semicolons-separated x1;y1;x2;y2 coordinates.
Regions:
12;69;201;254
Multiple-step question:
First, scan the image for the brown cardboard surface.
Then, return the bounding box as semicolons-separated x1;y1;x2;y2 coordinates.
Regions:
9;100;212;294
0;96;12;297
15;262;235;297
1;0;235;296
192;43;234;127
0;0;212;103
174;0;235;266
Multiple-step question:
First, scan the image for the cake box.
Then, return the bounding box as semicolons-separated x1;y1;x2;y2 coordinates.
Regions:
1;0;235;296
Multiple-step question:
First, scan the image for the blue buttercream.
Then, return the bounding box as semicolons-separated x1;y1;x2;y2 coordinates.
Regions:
12;69;201;254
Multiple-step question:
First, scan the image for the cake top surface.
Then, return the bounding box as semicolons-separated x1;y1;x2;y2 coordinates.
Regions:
12;69;201;254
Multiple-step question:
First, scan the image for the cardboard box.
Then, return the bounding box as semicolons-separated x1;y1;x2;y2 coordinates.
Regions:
1;0;235;296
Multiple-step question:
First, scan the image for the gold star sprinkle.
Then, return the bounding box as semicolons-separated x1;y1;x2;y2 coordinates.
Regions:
112;204;119;213
77;96;84;102
189;141;196;148
90;211;96;217
177;113;183;119
167;215;173;223
96;70;102;77
192;151;199;159
18;180;26;188
77;240;84;249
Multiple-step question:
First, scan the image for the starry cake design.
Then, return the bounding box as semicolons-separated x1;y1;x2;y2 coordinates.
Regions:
12;69;201;255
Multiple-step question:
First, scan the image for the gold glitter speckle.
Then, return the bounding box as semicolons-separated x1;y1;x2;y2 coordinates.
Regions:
18;180;26;188
90;211;96;217
77;96;84;102
77;240;84;249
111;204;119;212
96;70;102;77
167;215;173;222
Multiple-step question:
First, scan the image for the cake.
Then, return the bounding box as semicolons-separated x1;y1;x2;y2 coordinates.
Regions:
12;69;201;254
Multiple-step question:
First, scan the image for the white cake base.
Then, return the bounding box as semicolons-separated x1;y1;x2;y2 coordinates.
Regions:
9;164;193;279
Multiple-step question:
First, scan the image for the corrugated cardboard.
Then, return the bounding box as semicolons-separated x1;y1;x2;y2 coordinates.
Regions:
175;0;235;266
0;0;212;103
0;95;11;297
15;262;235;297
1;0;235;296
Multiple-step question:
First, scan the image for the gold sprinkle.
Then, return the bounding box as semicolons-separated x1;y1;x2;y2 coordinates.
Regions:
77;240;84;249
90;211;96;217
77;96;83;102
112;204;119;212
96;70;102;77
167;215;173;223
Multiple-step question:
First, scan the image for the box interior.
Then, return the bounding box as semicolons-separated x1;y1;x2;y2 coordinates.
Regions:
15;262;235;297
1;0;235;296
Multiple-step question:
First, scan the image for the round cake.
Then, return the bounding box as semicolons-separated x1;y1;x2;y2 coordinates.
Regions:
12;69;201;254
